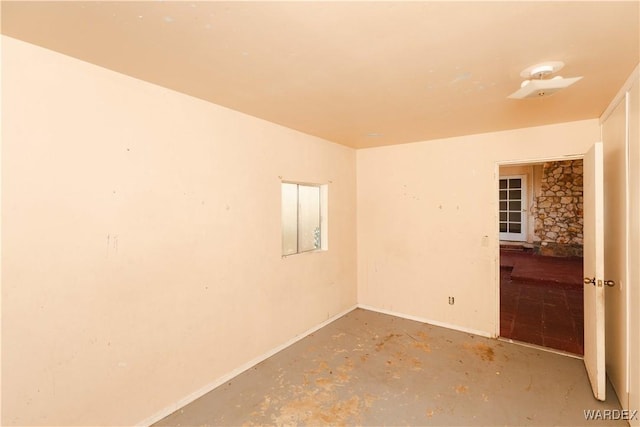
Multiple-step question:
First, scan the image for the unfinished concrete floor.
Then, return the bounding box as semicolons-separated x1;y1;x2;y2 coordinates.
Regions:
155;309;623;426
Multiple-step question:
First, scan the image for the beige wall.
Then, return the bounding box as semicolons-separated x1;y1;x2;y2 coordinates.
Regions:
357;120;599;335
1;36;357;426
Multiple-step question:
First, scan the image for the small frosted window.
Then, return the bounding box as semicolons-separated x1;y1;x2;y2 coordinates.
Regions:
282;182;324;256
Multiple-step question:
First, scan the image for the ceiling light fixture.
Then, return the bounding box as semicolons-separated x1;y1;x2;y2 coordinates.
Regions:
508;61;582;99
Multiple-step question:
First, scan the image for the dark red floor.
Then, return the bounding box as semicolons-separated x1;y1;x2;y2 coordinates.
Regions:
500;251;584;355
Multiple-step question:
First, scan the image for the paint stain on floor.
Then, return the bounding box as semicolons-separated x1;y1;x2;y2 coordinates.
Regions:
455;385;469;394
413;341;431;353
465;342;495;361
271;392;363;425
375;333;402;352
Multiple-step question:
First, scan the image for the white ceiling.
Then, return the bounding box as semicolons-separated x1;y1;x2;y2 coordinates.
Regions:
2;1;639;148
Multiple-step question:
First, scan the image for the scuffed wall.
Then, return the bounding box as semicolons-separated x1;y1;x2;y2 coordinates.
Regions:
2;37;357;426
357;120;599;336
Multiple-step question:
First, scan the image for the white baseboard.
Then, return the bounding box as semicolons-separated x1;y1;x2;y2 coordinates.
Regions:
357;304;494;339
497;337;583;359
137;304;358;426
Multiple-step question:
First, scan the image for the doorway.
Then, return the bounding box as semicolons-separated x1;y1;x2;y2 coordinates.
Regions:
498;160;585;355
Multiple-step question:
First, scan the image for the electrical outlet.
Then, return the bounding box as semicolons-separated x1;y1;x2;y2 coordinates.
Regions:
448;296;455;305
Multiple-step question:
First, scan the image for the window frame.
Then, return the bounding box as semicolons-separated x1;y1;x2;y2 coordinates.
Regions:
281;181;328;257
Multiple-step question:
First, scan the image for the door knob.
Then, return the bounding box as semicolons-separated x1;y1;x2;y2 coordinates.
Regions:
583;277;615;287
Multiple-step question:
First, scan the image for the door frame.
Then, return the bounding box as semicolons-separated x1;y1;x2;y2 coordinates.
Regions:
494;155;583;341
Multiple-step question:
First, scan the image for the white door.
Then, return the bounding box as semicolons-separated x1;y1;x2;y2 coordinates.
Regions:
499;175;527;242
583;142;606;401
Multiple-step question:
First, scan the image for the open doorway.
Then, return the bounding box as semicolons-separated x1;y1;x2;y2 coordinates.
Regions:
498;160;585;355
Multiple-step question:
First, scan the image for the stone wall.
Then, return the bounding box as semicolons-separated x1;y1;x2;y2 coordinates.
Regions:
532;160;584;257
